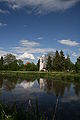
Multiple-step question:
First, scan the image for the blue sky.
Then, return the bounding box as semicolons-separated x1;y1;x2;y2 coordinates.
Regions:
0;0;80;63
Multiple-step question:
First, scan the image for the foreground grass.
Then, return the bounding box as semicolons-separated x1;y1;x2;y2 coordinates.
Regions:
0;101;49;120
0;71;80;82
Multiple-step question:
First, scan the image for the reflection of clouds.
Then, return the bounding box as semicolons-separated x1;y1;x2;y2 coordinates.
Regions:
61;84;80;103
61;96;80;103
16;80;40;89
0;77;80;115
0;79;46;104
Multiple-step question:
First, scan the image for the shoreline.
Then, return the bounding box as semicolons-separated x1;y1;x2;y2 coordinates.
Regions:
0;71;80;82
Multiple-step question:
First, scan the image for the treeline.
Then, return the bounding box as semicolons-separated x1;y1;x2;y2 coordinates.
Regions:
46;50;80;72
0;51;80;72
0;54;38;71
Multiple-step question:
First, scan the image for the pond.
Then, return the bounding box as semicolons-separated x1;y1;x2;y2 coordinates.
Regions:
0;76;80;120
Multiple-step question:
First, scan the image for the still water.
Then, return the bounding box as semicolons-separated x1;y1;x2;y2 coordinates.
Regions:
0;77;80;120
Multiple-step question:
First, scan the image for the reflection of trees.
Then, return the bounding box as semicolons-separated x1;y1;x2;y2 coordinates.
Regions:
45;79;80;97
0;79;3;95
3;80;16;91
74;84;80;96
2;78;18;91
45;80;71;97
0;78;17;94
0;79;3;88
66;83;71;92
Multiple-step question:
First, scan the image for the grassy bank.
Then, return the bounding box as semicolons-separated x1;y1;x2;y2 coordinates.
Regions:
0;71;80;82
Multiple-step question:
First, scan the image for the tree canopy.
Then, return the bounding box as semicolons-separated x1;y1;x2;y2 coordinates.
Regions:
46;50;76;72
0;51;80;72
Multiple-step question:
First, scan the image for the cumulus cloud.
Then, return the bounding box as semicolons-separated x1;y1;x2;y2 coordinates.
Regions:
0;0;79;14
0;22;7;27
17;52;35;60
0;49;35;61
10;39;56;61
58;39;80;46
0;38;56;62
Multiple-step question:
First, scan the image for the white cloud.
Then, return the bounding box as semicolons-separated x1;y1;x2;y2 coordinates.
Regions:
28;48;56;54
37;37;44;40
0;0;79;14
0;49;35;61
0;9;10;14
17;52;35;60
10;39;56;61
58;39;80;46
0;50;9;58
0;22;7;27
11;46;56;54
20;40;40;47
72;52;77;57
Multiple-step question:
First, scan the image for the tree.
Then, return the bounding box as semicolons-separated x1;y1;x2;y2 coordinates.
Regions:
3;54;18;71
46;56;52;71
26;62;38;71
60;50;65;71
75;57;80;72
4;54;16;65
53;50;61;71
65;55;71;70
17;59;24;70
0;56;3;70
65;55;75;71
37;59;40;71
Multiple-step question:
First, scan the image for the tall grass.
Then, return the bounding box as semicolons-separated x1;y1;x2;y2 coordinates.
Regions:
0;100;49;120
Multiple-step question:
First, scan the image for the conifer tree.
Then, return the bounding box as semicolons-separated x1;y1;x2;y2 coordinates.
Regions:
60;50;65;71
0;56;3;70
53;50;61;71
46;56;52;71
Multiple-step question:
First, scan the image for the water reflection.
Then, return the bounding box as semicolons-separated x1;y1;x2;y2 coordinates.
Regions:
16;80;39;89
0;77;80;119
0;77;80;97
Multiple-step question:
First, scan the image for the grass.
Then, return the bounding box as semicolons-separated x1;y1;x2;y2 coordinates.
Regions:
0;101;49;120
0;71;80;82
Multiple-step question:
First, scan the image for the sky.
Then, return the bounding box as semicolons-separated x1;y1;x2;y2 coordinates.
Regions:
0;0;80;63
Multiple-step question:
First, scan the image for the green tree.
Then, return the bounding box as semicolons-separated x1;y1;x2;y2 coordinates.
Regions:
4;54;16;65
9;60;18;71
26;63;38;71
75;57;80;72
0;56;3;70
37;59;40;71
46;56;52;71
53;50;61;71
60;50;65;71
3;54;18;71
65;55;71;70
17;59;24;70
65;55;75;71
